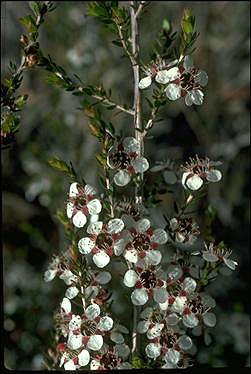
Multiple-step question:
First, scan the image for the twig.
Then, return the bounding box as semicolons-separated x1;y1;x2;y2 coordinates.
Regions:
91;94;134;116
135;1;146;18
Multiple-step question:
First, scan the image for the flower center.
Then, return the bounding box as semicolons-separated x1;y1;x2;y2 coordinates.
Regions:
109;151;131;169
100;352;119;369
188;296;203;314
140;270;157;289
161;328;177;348
180;68;198;91
132;233;151;252
75;195;87;209
81;320;97;335
96;233;113;250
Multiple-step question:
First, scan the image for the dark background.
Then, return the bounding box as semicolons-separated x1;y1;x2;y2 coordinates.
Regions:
2;1;250;369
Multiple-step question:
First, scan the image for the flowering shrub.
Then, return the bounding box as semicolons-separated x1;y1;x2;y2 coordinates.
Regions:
2;1;241;370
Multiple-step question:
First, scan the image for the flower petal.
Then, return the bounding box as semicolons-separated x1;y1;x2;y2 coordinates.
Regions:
183;55;193;69
165;348;180;364
78;349;90;367
163;170;177;184
61;297;71;314
171;296;186;314
69;182;78;197
123;137;140;153
156;69;176;84
131;289;149;305
166;313;180;325
64;360;76;370
151;228;168;244
66;202;74;219
85;303;100;319
108;218;124;234
139;75;152;89
124;249;138;263
113;239;126;256
98;316;113;331
69;315;82;331
165;83;181;101
167;264;183;280
185;174;203;191
147;323;164;339
68;333;83;350
203;312;216;327
137;320;150;334
93;251;111;268
87;335;103;351
183;313;199;328
136;218;151;233
223;258;238;270
206;169;222;183
44;269;57;282
65;286;79;299
145;343;161;359
87;198;102;215
115;343;130;358
190;89;204;105
140;307;153;319
145;250;162;265
131;156;149;173
202;252;218;262
78;237;95;254
178;335;193;350
111;332;124;344
73;211;87;228
195;70;208;87
87;221;103;235
123;269;138;287
153;288;168;304
183;277;197;293
114;170;131;186
84;184;97;196
95;271;112;284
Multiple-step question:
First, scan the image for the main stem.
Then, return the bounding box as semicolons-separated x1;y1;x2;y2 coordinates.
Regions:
130;1;143;357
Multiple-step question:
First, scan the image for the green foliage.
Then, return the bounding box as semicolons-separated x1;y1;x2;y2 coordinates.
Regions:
48;157;77;179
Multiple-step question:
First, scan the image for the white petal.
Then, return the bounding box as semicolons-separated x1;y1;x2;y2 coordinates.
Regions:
85;303;100;319
178;335;193;350
123;269;138;287
114;170;131;186
115;343;130;358
69;315;82;331
183;277;197;293
115;324;129;334
93;251;110;268
151;228;168;244
65;286;79;299
202;252;218;262
90;359;100;370
110;332;124;344
87;221;103;235
156;69;175;84
171;296;186;314
68;333;83;350
159;300;169;311
87;335;103;351
166;313;180;325
137;320;150;334
195;70;208;86
223;258;238;270
167;264;183;280
183;55;193;69
44;269;57;282
153;288;168;304
165;349;180;364
190;89;204;105
206;169;222;183
147;323;164;339
183;313;199;328
84;184;97;196
184;91;194;106
140;307;153;319
69;182;78;197
186;175;203;191
108;218;124;234
124;249;138;263
90;214;99;223
113;238;126;256
85;285;99;299
98;316;113;331
145;343;161;359
131;156;149;173
87;199;102;215
160;66;179;81
78;349;90;367
78;237;95;254
165;83;181;101
95;271;112;284
73;211;87;228
61;297;71;314
163;170;177;184
123;137;140;153
170;218;178;230
203;312;216;327
136;218;151;233
117;362;132;370
59;269;77;285
145;250;162;265
139;75;152;89
64;359;76;370
66;202;74;219
131;289;149;305
200;293;216;308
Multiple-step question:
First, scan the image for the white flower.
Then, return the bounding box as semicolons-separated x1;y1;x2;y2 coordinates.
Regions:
164;55;208;106
59;269;78;286
139;59;178;89
181;155;222;191
169;217;200;244
123;216;168;264
107;137;149;186
78;219;125;268
202;241;238;270
66;182;102;228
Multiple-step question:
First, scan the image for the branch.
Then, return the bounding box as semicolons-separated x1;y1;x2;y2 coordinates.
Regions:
91;94;134;116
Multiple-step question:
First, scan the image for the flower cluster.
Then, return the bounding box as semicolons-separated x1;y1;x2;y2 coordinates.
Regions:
139;56;208;106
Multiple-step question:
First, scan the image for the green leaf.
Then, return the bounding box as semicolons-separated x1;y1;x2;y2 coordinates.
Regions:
29;1;41;17
48;157;76;178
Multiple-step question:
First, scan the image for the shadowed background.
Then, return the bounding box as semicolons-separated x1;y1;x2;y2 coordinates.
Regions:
2;1;250;369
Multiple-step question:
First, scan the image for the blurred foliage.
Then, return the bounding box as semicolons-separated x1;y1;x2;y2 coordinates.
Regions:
2;1;250;369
